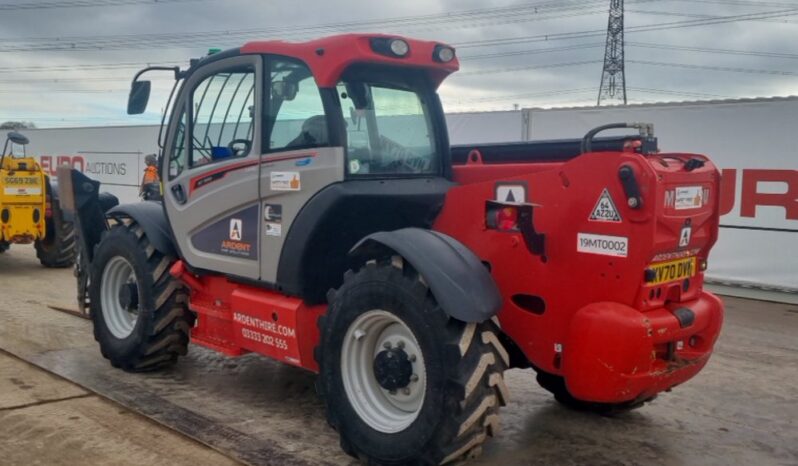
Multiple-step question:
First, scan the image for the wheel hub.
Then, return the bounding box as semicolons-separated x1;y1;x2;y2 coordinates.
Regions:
118;282;139;310
373;346;413;391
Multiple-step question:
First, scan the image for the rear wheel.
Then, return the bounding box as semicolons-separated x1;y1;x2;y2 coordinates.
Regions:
318;260;509;465
35;203;75;268
0;241;9;254
536;370;651;415
89;219;192;371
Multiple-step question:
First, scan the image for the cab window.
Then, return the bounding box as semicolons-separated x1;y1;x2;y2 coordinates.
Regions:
337;67;440;176
189;67;255;168
267;59;328;151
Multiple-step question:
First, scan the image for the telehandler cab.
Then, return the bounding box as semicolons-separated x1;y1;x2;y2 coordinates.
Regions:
60;33;724;465
1;131;75;267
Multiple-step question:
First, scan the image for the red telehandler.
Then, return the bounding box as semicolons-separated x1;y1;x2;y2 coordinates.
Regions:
59;34;724;465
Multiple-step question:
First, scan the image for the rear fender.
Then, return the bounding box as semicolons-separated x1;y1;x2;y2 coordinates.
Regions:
350;228;502;323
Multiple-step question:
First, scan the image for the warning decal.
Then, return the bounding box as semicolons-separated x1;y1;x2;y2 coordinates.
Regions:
264;203;282;237
589;189;622;223
495;183;527;203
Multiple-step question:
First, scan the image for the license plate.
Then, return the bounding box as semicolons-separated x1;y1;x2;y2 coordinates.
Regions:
649;257;696;285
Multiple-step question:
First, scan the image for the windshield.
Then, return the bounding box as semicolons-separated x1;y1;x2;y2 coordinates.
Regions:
337;67;441;176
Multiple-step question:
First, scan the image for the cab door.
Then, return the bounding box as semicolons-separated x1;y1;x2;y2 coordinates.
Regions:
258;57;345;283
163;54;263;279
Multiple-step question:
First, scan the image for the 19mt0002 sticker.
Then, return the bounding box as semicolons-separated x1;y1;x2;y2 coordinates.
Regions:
577;233;629;258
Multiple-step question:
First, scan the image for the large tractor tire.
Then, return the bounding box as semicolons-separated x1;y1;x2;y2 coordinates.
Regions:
536;370;651;416
317;260;509;465
35;204;76;268
89;219;193;372
0;241;9;254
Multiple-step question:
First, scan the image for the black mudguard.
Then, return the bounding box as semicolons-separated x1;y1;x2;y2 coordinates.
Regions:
350;228;502;323
107;202;175;257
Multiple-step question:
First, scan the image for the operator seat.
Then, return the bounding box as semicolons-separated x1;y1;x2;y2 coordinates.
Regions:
287;115;328;147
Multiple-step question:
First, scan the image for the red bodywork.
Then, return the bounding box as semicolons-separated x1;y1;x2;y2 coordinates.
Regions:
436;150;724;402
169;33;724;405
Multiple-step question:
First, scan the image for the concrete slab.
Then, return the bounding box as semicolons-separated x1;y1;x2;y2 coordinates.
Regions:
1;246;797;466
0;351;86;409
0;366;239;466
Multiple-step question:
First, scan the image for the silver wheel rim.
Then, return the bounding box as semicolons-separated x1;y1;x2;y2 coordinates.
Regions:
341;310;427;433
100;256;139;339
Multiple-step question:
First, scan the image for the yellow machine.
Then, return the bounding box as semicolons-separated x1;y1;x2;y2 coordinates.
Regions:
0;131;74;267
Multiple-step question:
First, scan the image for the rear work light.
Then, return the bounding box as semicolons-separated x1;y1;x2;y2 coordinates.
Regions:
370;38;410;58
433;45;456;63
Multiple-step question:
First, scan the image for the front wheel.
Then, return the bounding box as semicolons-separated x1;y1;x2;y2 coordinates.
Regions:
89;219;193;371
318;260;509;465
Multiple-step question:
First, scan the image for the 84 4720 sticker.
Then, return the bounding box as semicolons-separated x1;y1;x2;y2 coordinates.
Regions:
589;188;621;223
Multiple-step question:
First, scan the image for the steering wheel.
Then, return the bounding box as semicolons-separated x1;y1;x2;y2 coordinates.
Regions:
228;139;252;157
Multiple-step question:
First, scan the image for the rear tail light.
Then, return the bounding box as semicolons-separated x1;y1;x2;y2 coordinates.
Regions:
486;200;546;257
496;207;519;231
487;203;519;232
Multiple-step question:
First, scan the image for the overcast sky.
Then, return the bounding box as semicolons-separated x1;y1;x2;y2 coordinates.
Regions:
0;0;797;128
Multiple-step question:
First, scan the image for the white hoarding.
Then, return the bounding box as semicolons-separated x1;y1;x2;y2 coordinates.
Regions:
524;97;798;293
14;97;796;295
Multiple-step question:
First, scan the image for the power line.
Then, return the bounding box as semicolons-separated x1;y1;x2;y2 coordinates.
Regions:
460;43;605;60
456;7;798;48
457;60;603;76
665;0;798;8
0;0;672;52
627;41;798;59
449;88;597;104
627;86;733;99
0;0;207;11
628;59;798;75
0;60;181;74
0;1;606;42
628;7;798;24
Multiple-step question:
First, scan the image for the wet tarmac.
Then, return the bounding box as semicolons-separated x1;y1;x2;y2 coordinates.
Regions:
1;246;796;465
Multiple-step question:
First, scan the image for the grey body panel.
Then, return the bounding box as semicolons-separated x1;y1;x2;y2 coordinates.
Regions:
163;55;263;280
351;228;503;323
258;147;345;282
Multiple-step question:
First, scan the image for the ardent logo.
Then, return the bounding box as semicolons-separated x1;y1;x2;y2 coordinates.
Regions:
229;218;242;241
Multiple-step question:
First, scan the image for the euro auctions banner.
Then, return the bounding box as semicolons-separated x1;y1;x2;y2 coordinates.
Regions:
524;97;798;293
24;125;159;205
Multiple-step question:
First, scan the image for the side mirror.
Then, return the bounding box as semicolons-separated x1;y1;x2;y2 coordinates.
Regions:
6;131;29;146
272;80;298;101
127;80;151;115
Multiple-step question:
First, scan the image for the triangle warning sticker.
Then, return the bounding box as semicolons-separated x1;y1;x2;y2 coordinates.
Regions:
589;189;622;223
